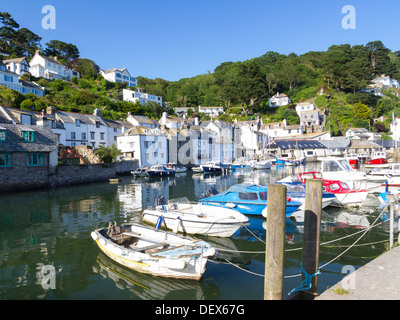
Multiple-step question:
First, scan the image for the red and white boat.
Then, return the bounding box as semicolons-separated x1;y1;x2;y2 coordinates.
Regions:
280;172;370;206
364;151;389;168
344;154;359;169
322;180;370;207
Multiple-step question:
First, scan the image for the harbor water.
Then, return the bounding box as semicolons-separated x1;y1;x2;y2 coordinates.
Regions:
0;164;392;300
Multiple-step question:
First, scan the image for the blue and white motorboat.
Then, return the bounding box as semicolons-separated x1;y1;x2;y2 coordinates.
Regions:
199;183;302;217
231;158;253;171
147;164;175;177
275;156;306;166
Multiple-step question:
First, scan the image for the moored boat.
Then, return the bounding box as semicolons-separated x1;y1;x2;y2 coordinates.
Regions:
147;164;175;177
91;222;216;280
199;183;302;217
132;166;149;178
254;160;272;170
165;163;188;173
142;196;249;237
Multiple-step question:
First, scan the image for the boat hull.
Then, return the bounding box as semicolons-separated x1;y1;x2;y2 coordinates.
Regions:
91;224;214;280
142;207;247;238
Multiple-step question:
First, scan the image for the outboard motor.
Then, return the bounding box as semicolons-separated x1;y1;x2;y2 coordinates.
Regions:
155;196;167;206
200;187;219;199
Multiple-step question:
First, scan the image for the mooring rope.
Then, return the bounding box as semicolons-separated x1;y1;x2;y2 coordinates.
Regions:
220;202;392;280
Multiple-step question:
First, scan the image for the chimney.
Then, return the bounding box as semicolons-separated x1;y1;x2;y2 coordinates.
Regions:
35;50;40;55
54;56;58;61
46;106;56;115
37;114;49;127
93;108;102;118
194;117;199;126
161;112;167;124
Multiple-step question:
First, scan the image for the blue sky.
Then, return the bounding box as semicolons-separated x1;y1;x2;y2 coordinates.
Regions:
2;0;400;81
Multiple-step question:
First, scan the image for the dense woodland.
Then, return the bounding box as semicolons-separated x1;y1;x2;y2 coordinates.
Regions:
1;12;400;136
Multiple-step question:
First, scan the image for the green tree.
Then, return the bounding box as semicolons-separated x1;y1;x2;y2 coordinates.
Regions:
353;102;371;120
94;145;122;164
0;12;19;53
44;40;80;63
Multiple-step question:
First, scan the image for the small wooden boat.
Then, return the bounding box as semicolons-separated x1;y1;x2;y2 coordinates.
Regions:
91;222;216;280
142;196;249;237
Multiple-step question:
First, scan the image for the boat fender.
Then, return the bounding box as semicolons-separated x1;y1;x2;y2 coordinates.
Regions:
225;203;236;209
262;206;268;218
155;215;164;230
173;217;181;233
287;197;292;202
202;247;216;258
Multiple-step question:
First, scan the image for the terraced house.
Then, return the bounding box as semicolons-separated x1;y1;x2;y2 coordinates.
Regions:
0;120;58;192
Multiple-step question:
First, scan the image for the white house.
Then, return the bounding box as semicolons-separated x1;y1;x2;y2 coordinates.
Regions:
3;57;30;75
49;108;110;148
117;126;168;167
269;92;291;108
295;102;316;116
239;125;268;158
198;106;224;117
0;62;45;96
372;74;400;89
29;51;80;81
100;68;137;87
122;89;163;106
259;120;304;139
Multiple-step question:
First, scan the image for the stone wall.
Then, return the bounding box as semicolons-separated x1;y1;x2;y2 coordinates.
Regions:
0;152;51;192
0;158;139;193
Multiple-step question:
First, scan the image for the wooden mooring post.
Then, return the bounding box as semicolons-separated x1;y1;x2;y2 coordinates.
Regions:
264;184;287;300
264;180;323;300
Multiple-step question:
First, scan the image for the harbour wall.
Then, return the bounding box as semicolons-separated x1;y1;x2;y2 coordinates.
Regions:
1;159;139;193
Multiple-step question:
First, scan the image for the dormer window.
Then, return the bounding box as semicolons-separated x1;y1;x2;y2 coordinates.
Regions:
76;119;81;127
22;131;35;142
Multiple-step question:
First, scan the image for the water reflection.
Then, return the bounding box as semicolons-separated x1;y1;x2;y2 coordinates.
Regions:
0;165;392;299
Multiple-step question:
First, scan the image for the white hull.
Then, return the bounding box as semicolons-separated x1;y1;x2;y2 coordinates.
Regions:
331;190;370;207
91;223;215;280
143;203;248;238
254;162;272;170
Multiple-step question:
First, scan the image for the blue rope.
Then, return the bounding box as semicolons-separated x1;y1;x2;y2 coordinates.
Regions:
288;264;321;295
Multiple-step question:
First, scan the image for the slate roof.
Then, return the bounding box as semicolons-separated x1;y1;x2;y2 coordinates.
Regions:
273;140;326;150
319;138;351;150
0;124;58;153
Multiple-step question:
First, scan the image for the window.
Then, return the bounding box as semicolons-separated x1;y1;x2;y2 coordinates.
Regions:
0;130;6;141
76;119;80;126
238;192;258;201
116;73;121;78
27;153;44;166
259;192;268;201
71;132;76;139
0;153;12;167
22;131;35;142
4;75;13;82
100;132;105;140
81;132;86;140
90;132;95;140
96;121;100;128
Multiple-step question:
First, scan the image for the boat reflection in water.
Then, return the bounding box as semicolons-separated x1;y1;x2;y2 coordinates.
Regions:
93;253;214;300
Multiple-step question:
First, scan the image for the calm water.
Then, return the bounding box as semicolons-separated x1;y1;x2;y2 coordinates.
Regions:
0;164;392;300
